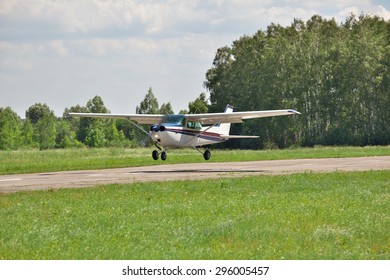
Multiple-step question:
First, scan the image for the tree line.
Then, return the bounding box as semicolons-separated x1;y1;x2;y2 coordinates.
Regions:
0;88;209;150
205;14;390;148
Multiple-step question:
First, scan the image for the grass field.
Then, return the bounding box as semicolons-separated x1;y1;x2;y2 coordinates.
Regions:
1;145;390;175
1;171;389;260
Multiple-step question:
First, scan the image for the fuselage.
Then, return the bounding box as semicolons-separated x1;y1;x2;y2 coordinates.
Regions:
149;114;226;148
150;126;225;147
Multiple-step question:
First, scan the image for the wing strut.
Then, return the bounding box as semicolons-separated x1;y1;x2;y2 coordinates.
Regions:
128;120;150;137
183;121;222;146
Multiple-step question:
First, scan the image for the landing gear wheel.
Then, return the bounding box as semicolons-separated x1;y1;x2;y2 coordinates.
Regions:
152;150;159;160
161;151;167;161
203;149;211;160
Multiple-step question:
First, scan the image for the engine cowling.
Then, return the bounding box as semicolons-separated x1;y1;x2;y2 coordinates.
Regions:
150;125;166;132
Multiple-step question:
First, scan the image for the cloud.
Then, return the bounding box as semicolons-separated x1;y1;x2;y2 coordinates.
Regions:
48;40;69;56
376;5;390;19
0;0;217;38
1;0;389;116
1;1;388;41
0;1;114;33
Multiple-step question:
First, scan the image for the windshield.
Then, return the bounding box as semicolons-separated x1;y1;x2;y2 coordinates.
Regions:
162;114;185;125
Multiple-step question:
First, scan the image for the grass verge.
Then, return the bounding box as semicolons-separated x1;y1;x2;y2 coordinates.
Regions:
1;171;389;259
1;145;390;175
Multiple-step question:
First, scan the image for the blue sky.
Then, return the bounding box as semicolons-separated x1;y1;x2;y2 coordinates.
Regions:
1;0;389;117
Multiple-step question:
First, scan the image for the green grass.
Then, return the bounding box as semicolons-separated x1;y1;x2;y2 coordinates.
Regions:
1;145;390;175
1;171;389;259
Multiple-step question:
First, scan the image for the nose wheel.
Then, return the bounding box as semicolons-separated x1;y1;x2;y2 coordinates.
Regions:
152;150;167;161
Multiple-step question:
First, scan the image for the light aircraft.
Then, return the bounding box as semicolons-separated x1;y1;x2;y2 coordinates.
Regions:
69;105;300;161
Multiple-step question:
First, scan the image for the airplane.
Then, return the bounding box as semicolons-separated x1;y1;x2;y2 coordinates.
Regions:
69;105;300;161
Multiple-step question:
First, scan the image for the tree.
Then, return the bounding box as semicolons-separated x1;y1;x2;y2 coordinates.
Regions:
205;46;235;112
22;119;35;148
85;126;105;147
159;102;174;115
105;121;127;146
136;87;159;114
188;93;209;114
86;96;109;113
0;107;22;150
36;114;57;150
26;103;53;125
71;95;109;144
115;119;136;142
56;119;82;148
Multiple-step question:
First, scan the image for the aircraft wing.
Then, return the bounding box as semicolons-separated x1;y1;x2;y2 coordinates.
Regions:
68;113;164;125
185;109;301;125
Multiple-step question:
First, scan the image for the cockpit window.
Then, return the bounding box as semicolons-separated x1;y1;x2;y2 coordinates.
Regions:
186;120;202;130
160;114;201;129
162;114;185;125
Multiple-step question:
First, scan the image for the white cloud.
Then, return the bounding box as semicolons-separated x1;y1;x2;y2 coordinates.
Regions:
1;0;389;116
334;4;390;23
2;1;387;41
48;40;69;56
376;5;390;19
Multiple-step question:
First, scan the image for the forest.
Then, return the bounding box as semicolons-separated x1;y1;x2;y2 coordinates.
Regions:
1;14;389;150
205;14;390;148
0;89;170;150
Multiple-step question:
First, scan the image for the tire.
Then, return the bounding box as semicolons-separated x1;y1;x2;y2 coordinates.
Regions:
161;151;167;161
203;149;211;160
152;150;159;160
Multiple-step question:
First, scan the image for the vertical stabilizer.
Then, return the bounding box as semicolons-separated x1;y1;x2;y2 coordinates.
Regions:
215;104;233;135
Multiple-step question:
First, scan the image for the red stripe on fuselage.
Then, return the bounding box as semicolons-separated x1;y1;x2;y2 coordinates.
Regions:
165;127;224;141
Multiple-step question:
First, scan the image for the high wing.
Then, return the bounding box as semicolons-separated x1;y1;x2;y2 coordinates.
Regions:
184;109;301;125
68;113;164;125
69;109;301;125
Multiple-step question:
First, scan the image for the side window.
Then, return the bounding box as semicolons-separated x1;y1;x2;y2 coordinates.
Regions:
187;121;195;129
195;122;202;130
186;120;202;130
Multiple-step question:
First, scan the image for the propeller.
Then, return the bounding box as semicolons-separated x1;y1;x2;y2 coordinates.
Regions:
130;114;173;147
139;134;152;147
127;120;153;147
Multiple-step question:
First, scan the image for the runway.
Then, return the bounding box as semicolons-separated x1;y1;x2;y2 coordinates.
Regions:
1;156;390;193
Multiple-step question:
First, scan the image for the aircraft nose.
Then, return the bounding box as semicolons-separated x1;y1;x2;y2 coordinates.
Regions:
150;125;166;132
151;131;159;140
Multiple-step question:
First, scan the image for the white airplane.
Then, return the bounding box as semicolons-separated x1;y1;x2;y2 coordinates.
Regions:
69;105;300;160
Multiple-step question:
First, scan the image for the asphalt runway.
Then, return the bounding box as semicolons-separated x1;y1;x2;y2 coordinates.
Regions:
1;156;389;193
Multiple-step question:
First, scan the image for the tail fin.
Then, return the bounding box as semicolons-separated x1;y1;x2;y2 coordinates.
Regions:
215;104;233;135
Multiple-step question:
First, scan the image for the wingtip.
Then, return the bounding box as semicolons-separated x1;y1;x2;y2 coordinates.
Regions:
288;109;301;115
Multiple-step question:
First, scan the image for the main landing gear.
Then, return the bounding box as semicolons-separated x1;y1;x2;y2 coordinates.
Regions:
203;149;211;160
195;146;211;161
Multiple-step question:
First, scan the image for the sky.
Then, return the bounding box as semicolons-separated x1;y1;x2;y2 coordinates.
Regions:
1;0;389;117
